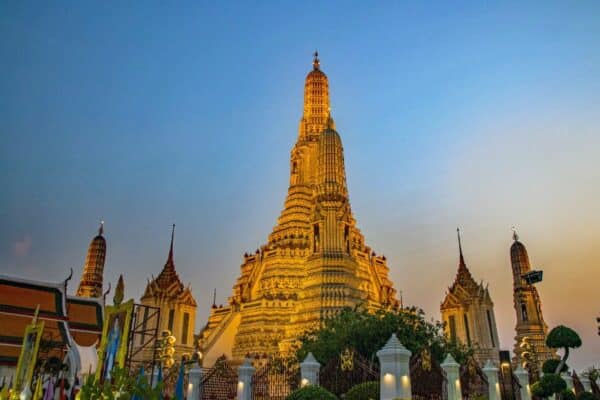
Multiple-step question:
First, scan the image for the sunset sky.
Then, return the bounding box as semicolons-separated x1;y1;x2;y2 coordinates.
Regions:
1;2;599;369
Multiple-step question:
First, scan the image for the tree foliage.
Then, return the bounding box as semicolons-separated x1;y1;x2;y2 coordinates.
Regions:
285;385;338;400
531;374;567;398
344;381;379;400
78;368;164;400
543;359;568;374
295;307;472;366
576;392;596;400
546;325;582;374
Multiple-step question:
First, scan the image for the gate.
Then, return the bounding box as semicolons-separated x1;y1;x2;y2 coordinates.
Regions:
319;348;379;397
200;355;238;400
499;366;522;400
410;348;447;400
251;357;300;400
460;357;488;400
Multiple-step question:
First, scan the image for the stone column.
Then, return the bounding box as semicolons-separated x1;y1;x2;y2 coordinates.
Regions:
579;376;591;392
376;333;412;400
514;365;531;400
237;358;255;400
188;364;203;399
441;354;462;400
483;360;500;400
300;352;320;387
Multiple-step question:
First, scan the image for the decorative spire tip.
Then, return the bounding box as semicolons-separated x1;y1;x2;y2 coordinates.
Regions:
512;226;519;241
313;50;320;70
98;220;104;236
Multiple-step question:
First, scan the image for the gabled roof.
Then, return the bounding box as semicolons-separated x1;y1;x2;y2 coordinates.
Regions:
0;274;76;365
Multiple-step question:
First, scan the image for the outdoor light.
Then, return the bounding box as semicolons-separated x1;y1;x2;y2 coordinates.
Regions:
383;373;395;384
301;378;309;387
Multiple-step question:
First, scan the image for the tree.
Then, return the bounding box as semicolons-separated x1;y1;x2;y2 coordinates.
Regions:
531;374;567;398
295;306;471;366
546;325;582;374
286;385;337;400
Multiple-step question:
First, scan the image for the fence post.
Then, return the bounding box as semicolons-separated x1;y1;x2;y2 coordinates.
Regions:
376;333;412;400
441;354;462;400
579;376;591;392
514;365;531;400
237;358;255;400
300;352;320;387
188;364;203;399
483;360;500;400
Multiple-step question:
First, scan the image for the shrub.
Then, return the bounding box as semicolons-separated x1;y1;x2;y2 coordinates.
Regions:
561;389;576;400
576;392;595;400
531;374;567;398
543;359;568;374
345;381;379;400
286;385;338;400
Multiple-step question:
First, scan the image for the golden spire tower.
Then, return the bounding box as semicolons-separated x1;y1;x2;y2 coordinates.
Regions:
510;229;555;371
76;222;107;298
200;54;399;365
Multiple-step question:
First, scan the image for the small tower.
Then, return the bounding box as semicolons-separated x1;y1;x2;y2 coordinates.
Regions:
76;222;107;298
137;225;197;361
441;229;500;366
510;229;555;373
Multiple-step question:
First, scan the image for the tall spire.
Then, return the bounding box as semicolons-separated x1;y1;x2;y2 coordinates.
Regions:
512;226;519;241
300;51;331;137
76;222;107;298
457;227;466;269
167;223;175;266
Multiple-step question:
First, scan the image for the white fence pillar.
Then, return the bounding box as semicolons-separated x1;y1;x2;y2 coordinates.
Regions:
514;365;531;400
579;376;591;392
376;333;412;400
561;372;574;393
300;353;320;387
483;360;500;400
441;354;462;400
237;358;255;400
188;365;203;399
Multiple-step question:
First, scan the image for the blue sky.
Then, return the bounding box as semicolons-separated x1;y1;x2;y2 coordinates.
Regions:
1;2;599;368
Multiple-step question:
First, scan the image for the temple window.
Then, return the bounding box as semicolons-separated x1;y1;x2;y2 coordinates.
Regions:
168;309;175;332
521;303;529;321
449;315;457;342
464;314;471;345
182;312;190;345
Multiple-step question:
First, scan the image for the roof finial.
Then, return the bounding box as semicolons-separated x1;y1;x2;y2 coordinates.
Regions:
457;227;466;268
313;50;320;70
512;226;519;241
168;223;175;264
98;220;104;236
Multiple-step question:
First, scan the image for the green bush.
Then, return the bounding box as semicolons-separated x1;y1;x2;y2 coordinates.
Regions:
561;389;576;400
344;381;379;400
576;392;596;400
531;374;567;398
286;385;338;400
542;359;568;374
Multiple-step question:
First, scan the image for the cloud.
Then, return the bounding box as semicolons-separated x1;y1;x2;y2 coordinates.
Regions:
13;235;32;258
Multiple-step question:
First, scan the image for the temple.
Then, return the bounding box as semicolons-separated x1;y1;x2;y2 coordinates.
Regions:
135;225;197;361
510;229;555;372
440;229;500;366
200;53;400;366
76;222;107;298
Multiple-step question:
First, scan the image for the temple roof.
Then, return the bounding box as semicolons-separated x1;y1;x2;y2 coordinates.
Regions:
0;274;103;366
141;225;197;307
441;229;492;310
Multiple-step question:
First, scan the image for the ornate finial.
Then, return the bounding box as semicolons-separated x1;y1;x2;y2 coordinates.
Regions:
512;226;519;241
457;228;466;267
98;220;104;236
113;275;124;306
326;113;335;130
168;223;175;263
313;50;320;70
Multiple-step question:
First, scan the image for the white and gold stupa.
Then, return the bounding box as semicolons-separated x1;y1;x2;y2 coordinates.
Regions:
200;53;400;365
